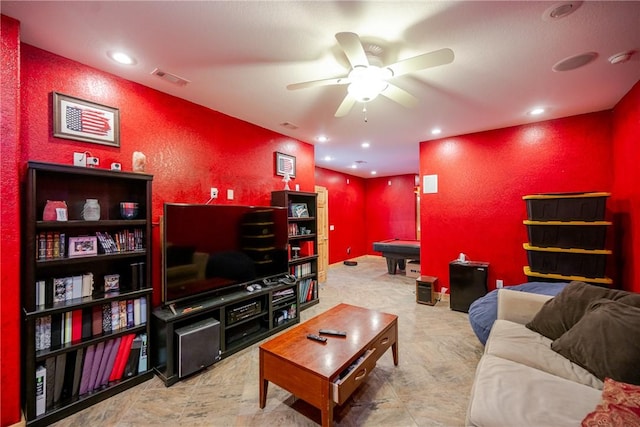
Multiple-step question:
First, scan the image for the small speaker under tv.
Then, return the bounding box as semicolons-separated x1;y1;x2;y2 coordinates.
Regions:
175;318;220;378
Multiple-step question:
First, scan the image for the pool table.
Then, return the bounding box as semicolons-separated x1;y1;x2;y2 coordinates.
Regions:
373;239;420;274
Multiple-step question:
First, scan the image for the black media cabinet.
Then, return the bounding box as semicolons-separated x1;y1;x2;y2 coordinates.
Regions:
152;281;299;386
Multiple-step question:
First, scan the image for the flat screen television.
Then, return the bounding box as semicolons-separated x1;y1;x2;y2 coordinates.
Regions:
162;203;289;306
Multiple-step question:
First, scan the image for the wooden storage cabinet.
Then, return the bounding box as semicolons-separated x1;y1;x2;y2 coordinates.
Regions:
22;161;153;426
152;282;299;386
271;190;319;310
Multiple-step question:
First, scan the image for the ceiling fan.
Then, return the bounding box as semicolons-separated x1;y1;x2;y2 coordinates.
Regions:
287;32;454;117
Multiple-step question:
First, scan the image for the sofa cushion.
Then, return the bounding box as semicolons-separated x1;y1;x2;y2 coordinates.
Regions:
466;354;602;427
526;281;640;340
468;282;567;345
581;378;640;427
486;319;602;389
551;299;640;385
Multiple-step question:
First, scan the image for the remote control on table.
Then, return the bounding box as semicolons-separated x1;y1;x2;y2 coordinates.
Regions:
307;334;327;343
319;329;347;337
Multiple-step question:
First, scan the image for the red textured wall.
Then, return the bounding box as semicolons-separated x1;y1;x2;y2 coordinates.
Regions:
19;44;315;310
611;80;640;293
0;15;22;427
365;174;418;253
419;112;613;292
315;167;368;264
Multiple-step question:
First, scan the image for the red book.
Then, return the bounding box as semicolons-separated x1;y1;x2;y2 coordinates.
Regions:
300;241;314;257
109;334;134;382
71;309;83;342
306;280;314;302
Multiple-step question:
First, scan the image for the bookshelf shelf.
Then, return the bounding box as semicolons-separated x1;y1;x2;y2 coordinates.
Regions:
23;161;153;427
271;191;320;310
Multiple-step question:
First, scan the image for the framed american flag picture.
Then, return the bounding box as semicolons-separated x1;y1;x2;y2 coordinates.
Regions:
275;151;296;178
53;92;120;147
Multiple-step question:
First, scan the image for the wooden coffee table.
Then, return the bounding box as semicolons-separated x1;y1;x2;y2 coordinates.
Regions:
259;303;398;426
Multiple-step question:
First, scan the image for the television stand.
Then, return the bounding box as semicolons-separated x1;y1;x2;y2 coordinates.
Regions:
152;281;299;386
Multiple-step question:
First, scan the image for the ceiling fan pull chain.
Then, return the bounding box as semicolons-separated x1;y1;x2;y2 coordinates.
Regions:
363;104;368;123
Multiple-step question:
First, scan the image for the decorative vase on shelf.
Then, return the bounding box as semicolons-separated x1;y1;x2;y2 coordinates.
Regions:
82;199;100;221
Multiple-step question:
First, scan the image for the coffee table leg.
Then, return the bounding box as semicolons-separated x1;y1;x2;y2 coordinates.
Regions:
260;378;268;408
392;341;399;366
259;349;268;408
321;386;334;427
392;323;399;365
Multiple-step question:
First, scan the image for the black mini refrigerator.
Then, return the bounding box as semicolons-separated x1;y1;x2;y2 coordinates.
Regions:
449;261;489;312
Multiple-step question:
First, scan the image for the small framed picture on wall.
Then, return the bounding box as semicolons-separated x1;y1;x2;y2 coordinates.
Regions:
275;152;296;178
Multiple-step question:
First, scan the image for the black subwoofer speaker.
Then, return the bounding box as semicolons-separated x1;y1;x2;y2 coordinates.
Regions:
175;318;220;378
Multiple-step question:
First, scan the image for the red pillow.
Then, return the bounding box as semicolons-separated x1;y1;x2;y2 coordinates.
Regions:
582;378;640;427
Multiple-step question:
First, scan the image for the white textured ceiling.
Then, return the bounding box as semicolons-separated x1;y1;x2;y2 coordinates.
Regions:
3;1;639;178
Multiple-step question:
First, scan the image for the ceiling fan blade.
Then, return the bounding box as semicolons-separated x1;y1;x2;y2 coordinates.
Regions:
335;32;369;68
380;83;418;108
386;48;454;77
287;77;348;90
335;93;357;117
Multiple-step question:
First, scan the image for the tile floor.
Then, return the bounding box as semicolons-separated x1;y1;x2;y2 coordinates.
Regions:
52;255;484;426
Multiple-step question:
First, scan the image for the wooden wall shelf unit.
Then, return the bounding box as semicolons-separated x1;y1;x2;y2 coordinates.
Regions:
271;190;319;310
22;161;153;427
151;282;299;386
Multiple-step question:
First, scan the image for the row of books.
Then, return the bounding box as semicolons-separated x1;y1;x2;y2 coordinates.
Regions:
35;262;146;308
299;278;316;303
35;297;147;351
96;229;144;253
36;229;145;260
36;274;94;307
35;333;147;416
290;262;313;277
37;232;66;260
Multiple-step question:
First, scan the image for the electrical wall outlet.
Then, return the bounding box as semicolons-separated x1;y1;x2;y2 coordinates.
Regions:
86;156;99;167
227;189;234;200
496;279;504;288
210;187;218;199
73;152;86;167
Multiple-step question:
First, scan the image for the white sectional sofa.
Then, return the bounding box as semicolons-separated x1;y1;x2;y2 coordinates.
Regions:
465;288;604;426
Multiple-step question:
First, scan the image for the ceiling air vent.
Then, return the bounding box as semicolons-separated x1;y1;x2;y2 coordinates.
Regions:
279;122;299;130
150;68;190;87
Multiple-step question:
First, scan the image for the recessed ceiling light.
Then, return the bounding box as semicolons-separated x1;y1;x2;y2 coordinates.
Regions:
361;142;370;148
542;1;582;22
108;51;136;65
323;156;332;161
609;51;634;65
351;164;358;169
552;52;597;72
371;171;377;175
316;135;329;143
529;107;545;116
431;128;442;135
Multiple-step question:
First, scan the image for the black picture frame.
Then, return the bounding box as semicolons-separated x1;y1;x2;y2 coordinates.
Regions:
53;92;120;147
275;152;296;178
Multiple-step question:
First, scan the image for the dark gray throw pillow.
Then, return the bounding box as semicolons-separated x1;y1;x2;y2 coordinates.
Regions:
526;281;640;340
551;299;640;385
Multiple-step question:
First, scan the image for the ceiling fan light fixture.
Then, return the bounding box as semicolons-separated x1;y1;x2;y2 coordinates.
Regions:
347;65;390;102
